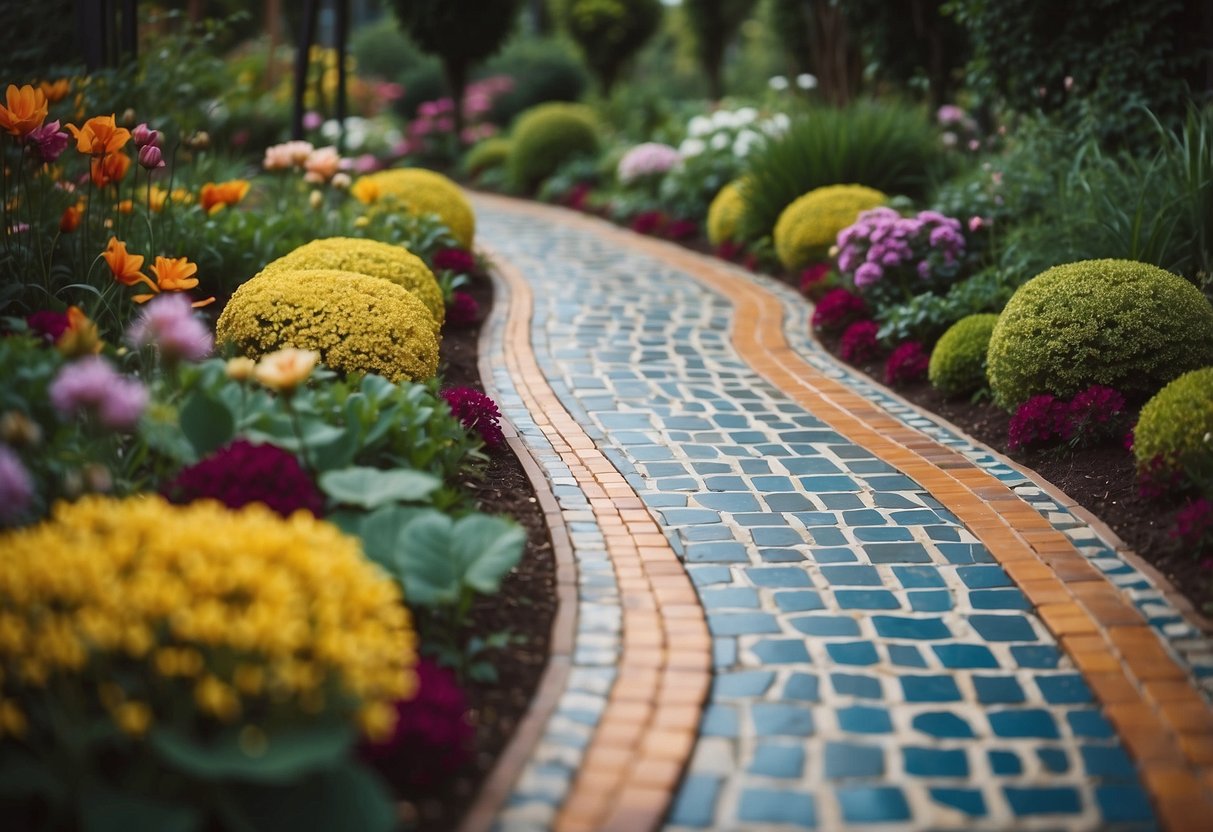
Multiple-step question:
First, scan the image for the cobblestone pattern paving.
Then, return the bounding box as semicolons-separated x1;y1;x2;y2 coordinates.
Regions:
472;199;1181;830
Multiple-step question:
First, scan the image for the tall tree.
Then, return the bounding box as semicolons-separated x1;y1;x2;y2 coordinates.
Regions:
684;0;759;101
553;0;663;95
769;0;860;106
392;0;520;140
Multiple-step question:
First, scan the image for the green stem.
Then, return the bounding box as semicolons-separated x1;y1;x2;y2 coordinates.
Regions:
283;395;314;475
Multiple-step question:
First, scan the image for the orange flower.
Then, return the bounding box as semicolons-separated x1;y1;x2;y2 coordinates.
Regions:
254;348;320;393
66;114;130;156
102;238;152;288
90;151;130;187
0;84;48;137
59;201;84;233
134;256;213;307
39;79;71;104
199;179;250;215
56;306;103;357
350;177;379;205
116;199;133;214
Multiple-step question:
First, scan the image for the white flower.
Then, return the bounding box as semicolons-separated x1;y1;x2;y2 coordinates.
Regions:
710;132;730;151
679;138;706;157
796;73;818;90
687;115;712;138
761;113;791;136
711;109;735;128
768;75;789;91
320;119;342;141
735;107;758;125
733;129;762;158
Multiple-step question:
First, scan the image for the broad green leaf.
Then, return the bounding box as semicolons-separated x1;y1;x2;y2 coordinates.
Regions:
395;511;459;607
82;788;201;832
328;505;424;578
319;466;440;509
149;721;353;784
453;515;526;595
224;762;395;832
179;390;235;458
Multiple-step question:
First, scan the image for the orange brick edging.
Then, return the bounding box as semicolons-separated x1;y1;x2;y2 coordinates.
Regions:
474;240;712;832
471;192;1213;831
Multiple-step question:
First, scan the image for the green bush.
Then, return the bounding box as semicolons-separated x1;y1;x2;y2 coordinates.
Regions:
986;259;1213;408
928;313;999;397
508;102;600;191
351;15;433;80
1133;367;1213;491
772;184;886;271
462;137;513;178
741;101;943;240
481;36;589;125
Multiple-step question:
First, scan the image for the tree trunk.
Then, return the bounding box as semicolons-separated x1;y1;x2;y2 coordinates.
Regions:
802;0;858;107
706;53;724;101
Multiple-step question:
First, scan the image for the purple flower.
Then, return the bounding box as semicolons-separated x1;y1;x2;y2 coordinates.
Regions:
27;120;69;164
26;309;70;344
0;445;34;523
126;293;213;363
164;439;323;517
441;387;504;448
49;356;148;431
853;262;883;288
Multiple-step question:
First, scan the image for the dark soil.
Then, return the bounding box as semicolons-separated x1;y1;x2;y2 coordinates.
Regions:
381;276;557;830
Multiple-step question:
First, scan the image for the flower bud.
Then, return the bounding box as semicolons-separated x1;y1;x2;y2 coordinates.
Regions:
119;108;137;127
309;190;323;210
132;123;160;148
138;144;165;170
331;172;351;190
225;356;256;382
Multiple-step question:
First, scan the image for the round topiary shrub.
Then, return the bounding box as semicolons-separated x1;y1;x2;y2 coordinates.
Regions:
259;237;444;331
355;168;476;249
706;179;748;247
462;137;512;178
928;313;1000;398
986;259;1213;409
773;184;886;271
1133;367;1213;491
216;270;440;383
508;102;599;191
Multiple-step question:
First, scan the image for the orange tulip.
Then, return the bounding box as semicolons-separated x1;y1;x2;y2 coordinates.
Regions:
60;201;84;233
0;84;48;137
102;238;153;289
66;114;130;156
39;79;71;104
116;199;133;214
90;151;130;187
199;179;250;215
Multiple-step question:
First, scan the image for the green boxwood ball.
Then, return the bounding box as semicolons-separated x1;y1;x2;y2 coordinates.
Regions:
1133;367;1213;488
986;259;1213;409
928;313;999;398
508;102;599;191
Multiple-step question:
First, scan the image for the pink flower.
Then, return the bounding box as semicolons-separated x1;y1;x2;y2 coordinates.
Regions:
27;119;69;164
617;142;681;184
263;140;315;171
303;146;343;184
49;356;147;431
131;122;160;149
968;216;987;232
126;293;213;363
884;341;930;386
0;445;34;524
137;143;165;170
441;387;504;448
303;111;323;131
839;320;880;363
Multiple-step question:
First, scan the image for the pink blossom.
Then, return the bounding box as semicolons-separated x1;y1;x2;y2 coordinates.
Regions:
303;111;323;130
617;143;682;184
131;123;160;149
49;356;147;431
0;445;33;523
137;144;165;170
126;293;213;363
27;120;69;164
263;140;315;171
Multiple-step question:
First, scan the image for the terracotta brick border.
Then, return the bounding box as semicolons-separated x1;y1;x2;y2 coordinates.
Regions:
471;193;1213;831
461;237;712;832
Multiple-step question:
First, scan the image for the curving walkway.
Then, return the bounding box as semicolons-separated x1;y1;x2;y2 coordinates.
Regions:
460;193;1213;832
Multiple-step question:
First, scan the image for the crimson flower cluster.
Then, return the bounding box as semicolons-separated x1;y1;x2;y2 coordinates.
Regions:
1007;385;1127;452
884;341;930;386
811;287;868;333
445;291;480;328
163;439;324;517
441;386;504;448
840;320;880;363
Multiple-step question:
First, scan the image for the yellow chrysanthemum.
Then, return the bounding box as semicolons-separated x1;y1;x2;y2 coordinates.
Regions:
773;184;886;270
357;168;475;249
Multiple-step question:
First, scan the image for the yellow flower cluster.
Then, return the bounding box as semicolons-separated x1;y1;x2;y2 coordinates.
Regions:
773;184;886;270
0;496;415;741
260;237;445;331
216;269;440;383
706;179;749;247
354;168;476;249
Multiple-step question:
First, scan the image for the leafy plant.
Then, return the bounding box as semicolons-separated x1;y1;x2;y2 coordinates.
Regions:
554;0;665;94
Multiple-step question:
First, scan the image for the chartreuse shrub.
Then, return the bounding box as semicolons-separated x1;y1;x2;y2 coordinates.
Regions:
1133;367;1213;493
706;179;748;247
462;137;513;178
987;259;1213;409
217;270;440;383
260;237;445;331
0;495;413;831
355;168;476;249
773;185;886;271
508;102;599;191
929;313;999;398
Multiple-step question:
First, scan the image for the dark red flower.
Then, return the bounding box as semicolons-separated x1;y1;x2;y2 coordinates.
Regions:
163;439;323;517
714;240;744;262
445;290;480;328
26;309;70;344
840;320;881;364
1172;497;1213;549
441;386;504;448
629;210;666;235
1065;385;1127;447
664;218;698;240
563;182;592;211
1007;394;1070;451
811;288;868;333
798;262;832;300
431;247;477;275
884;341;929;386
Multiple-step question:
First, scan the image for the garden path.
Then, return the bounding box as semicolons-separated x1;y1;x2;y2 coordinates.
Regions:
458;193;1213;832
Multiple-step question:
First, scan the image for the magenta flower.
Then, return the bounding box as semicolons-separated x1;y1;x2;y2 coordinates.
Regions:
630;210;666;235
131;123;160;149
431;247;476;275
811;288;868;333
840;320;881;363
441;387;504;448
884;341;930;386
26;309;70;344
27;120;69;164
0;445;34;524
164;439;323;517
137;143;165;170
126;293;213;363
1172;498;1213;549
445;291;480;328
1007;394;1070;451
49;356;148;431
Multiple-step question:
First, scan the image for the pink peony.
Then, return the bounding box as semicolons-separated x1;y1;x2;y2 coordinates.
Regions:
49;356;148;431
126;293;213;363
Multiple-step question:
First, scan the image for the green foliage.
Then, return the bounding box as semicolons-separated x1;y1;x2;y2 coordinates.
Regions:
481;35;590;124
843;0;969;107
554;0;665;93
684;0;760;99
462;137;514;178
928;313;999;397
0;0;77;78
986;259;1213;408
351;14;433;80
508;102;600;191
740;102;944;240
944;0;1205;147
772;184;886;270
875;269;1016;345
319;467;442;509
1133;367;1213;492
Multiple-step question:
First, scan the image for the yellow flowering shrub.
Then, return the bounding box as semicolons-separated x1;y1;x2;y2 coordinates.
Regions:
356;168;475;249
0;495;415;743
773;184;886;270
217;269;440;383
260;237;445;331
707;179;749;247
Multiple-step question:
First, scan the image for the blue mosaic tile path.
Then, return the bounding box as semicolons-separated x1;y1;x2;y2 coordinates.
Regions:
472;196;1213;830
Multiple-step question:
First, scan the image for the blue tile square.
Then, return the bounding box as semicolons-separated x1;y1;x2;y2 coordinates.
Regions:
1004;786;1082;816
714;638;737;668
837;787;910;823
753;639;811;664
1036;748;1070;773
749;744;806;778
715;670;776;699
764;492;816;511
840;509;886;526
925;525;962;541
669;774;721;827
903;747;969;777
784;672;821;701
900;675;962;702
753;703;815;736
825;742;885;778
701;704;740;737
752;475;795;491
810;546;859;563
708;612;781;636
682;524;737;542
1080;745;1137;780
820;565;882;586
988;749;1022;774
737;789;816;828
855;527;915;542
908;590;952;612
686;541;749;563
969;614;1037;642
791;616;861;637
793;511;839;526
1036;674;1093;705
887;644;928;667
957;565;1011;588
969;588;1030;610
893;566;946;588
782;457;842;475
874;493;919;509
873;616;951;640
701;588;760;608
890;508;943;525
688;566;732;586
818;493;864;510
864;542;931;563
800;476;861;493
806;526;847;545
750;527;805;546
837;705;893;734
1095;785;1153;823
913;711;974;738
972;675;1026;703
827;641;879;666
696;493;761;512
989;709;1059;739
835;589;900;610
929;788;987;817
831;673;883;699
1067;709;1115;739
747;566;814;588
1011;645;1061;669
